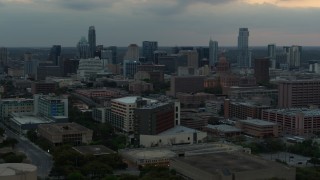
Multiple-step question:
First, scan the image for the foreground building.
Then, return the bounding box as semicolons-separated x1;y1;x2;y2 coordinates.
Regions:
170;152;295;180
38;122;93;146
262;108;320;136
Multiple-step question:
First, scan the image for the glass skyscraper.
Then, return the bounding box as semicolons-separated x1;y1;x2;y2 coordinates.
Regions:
88;26;96;58
237;28;250;68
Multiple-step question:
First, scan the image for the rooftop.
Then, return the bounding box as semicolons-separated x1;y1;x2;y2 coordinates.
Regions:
205;124;242;132
38;122;92;134
239;119;276;126
112;96;157;104
0;163;37;176
171;152;287;175
72;145;115;155
158;125;201;135
264;108;320;117
10;113;53;125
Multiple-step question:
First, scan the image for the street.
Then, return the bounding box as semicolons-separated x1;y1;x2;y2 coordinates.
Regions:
2;125;53;178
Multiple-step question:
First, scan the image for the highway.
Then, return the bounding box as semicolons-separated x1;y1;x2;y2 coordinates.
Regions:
2;125;53;178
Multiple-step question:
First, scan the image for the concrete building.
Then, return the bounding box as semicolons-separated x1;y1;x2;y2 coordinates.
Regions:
34;94;68;119
268;44;276;69
77;58;103;81
254;58;270;84
76;88;126;98
224;99;271;120
38;122;93;146
129;80;153;94
124;44;139;61
278;79;320;108
309;60;320;74
24;59;39;79
180;109;209;130
169;76;205;97
49;45;61;66
8;112;53;134
170;152;295;180
203;124;242;138
109;96;158;132
134;102;175;136
262;108;320;136
36;65;62;80
216;55;230;74
226;86;278;103
236;119;278;138
179;50;199;69
31;81;57;95
0;163;37;180
284;45;301;69
139;125;207;147
0;98;34;122
176;92;215;108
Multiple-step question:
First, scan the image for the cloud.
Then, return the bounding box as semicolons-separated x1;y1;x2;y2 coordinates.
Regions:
245;0;320;8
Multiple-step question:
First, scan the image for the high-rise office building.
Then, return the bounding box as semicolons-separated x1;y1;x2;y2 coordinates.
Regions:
268;44;276;69
284;45;301;69
237;28;250;68
179;50;199;69
77;37;90;59
107;46;118;64
0;47;8;67
123;60;141;79
254;58;270;84
124;44;139;61
88;26;96;58
209;39;218;67
153;51;167;64
49;45;61;65
142;41;158;62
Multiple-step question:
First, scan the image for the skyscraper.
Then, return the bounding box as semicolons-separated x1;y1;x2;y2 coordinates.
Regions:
237;28;250;68
142;41;158;62
77;37;90;59
0;47;8;67
49;45;61;65
209;39;218;67
268;44;276;69
88;26;96;58
124;44;139;61
284;45;301;69
107;46;118;64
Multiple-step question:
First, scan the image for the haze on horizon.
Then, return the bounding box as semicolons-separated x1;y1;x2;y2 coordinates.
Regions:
0;0;320;47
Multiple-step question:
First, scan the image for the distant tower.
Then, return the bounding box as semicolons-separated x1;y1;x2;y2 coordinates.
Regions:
49;45;61;65
88;26;96;58
77;37;90;59
285;45;301;70
237;28;250;68
268;44;276;69
0;47;8;67
209;39;218;68
142;41;158;62
124;44;140;61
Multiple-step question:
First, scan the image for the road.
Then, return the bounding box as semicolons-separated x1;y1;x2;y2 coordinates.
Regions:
2;125;53;178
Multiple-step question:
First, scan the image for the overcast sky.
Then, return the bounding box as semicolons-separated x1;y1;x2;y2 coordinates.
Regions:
0;0;320;47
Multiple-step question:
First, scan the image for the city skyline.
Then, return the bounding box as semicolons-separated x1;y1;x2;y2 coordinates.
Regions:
0;0;320;47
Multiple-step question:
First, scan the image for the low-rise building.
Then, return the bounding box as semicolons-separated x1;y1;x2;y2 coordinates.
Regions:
0;98;34;122
176;93;215;108
170;152;295;180
31;81;57;95
203;124;242;138
235;119;278;138
38;122;93;146
139;125;207;147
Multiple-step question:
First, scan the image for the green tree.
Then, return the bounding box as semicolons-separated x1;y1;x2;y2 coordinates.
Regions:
66;172;85;180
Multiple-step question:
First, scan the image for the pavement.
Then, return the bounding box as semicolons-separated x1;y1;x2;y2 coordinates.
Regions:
1;124;53;178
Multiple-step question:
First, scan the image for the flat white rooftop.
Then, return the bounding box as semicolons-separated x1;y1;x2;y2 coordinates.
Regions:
158;125;201;135
112;96;157;104
11;113;53;125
